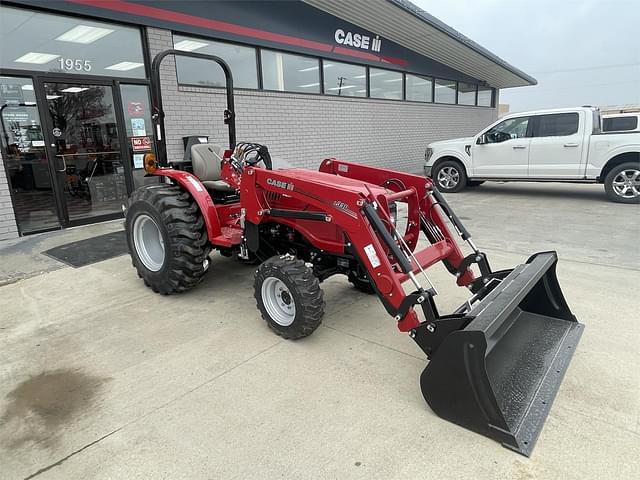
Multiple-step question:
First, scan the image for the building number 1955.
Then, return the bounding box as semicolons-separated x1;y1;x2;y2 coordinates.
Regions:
58;58;92;72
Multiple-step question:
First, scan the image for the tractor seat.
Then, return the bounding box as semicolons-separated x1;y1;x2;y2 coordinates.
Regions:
191;144;235;192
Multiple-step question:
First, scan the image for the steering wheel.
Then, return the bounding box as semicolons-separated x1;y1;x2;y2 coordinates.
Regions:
235;143;273;170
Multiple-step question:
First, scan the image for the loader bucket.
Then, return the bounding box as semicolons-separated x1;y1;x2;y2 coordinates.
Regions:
420;251;583;456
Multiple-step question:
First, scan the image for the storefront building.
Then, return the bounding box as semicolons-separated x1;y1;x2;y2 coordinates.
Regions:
0;0;535;239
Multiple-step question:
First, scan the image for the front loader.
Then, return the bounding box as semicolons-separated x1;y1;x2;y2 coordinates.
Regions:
125;49;584;456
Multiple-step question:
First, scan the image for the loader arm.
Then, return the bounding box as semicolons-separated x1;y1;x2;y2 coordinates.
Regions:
240;165;475;331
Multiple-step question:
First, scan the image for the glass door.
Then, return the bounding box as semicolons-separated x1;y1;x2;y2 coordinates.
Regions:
0;76;60;234
41;80;128;225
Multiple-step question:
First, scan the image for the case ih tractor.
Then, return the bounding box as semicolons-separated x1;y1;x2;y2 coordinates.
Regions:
125;50;583;456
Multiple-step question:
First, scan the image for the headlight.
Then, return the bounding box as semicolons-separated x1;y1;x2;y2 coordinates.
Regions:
425;147;433;162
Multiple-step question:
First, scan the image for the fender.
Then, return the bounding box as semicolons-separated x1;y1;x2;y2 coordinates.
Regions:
431;151;471;173
152;168;223;240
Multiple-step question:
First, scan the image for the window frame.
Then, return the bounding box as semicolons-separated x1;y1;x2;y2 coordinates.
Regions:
368;67;404;101
484;115;534;143
405;73;434;103
433;78;457;105
172;32;260;91
260;48;321;94
531;112;580;138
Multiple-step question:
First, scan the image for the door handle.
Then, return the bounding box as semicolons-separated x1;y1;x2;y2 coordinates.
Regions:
564;143;579;147
512;145;527;149
56;155;67;172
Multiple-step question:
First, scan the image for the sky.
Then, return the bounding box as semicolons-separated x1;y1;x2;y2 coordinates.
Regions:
412;0;640;113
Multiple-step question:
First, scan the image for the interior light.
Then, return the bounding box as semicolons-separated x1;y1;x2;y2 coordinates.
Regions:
298;83;320;88
105;62;144;71
384;78;403;83
174;40;209;51
46;95;61;100
56;25;114;44
323;64;334;68
60;87;89;93
14;52;59;64
355;89;367;93
298;66;319;72
21;85;34;91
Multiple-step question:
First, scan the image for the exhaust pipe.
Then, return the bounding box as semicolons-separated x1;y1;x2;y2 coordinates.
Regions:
420;251;584;456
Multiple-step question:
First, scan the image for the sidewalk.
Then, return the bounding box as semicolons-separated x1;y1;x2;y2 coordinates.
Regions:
0;220;124;286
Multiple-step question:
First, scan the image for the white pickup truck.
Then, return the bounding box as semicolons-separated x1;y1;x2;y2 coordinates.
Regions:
424;107;640;203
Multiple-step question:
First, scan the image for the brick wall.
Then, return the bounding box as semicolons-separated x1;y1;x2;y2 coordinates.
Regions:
0;149;19;240
147;28;498;173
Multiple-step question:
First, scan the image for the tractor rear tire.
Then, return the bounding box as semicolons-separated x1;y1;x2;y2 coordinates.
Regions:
125;185;211;294
254;255;325;339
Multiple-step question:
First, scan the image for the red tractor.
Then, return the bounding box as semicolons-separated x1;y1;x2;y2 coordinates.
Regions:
125;50;583;456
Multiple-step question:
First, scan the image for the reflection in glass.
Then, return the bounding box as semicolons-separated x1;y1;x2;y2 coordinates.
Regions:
478;87;493;107
119;84;159;189
261;50;320;93
435;79;456;104
406;74;433;103
0;5;145;78
0;76;60;233
45;83;127;221
174;34;258;89
369;68;403;100
457;82;477;106
323;61;366;97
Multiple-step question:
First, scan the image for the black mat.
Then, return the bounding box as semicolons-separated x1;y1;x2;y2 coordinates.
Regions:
43;230;128;268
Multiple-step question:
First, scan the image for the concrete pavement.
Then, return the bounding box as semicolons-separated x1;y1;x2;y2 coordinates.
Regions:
0;182;639;479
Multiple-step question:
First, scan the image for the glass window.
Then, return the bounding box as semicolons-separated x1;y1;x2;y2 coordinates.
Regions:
119;84;160;188
603;116;638;132
478;87;493;107
484;116;530;143
261;50;320;93
0;5;145;78
535;113;579;137
0;76;60;233
173;34;257;89
406;74;432;102
369;68;403;100
457;82;477;106
323;61;366;97
434;79;456;104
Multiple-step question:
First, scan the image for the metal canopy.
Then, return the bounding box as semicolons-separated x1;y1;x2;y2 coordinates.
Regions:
303;0;537;89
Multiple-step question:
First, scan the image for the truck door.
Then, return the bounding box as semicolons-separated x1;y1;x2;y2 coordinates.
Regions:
471;115;532;177
528;112;584;178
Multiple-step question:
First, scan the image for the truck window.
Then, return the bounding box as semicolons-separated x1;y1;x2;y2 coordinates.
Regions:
535;113;579;137
484;116;530;143
603;116;638;132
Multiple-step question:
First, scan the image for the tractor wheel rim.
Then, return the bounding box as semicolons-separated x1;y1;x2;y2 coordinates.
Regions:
261;277;296;326
437;166;459;189
133;214;165;272
612;169;640;198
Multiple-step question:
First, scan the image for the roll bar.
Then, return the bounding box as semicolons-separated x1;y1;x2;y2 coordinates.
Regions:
150;49;236;166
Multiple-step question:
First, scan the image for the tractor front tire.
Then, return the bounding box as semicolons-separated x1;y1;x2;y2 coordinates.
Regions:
254;255;325;339
125;185;211;294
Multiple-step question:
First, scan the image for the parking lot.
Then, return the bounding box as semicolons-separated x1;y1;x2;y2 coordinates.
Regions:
1;182;638;479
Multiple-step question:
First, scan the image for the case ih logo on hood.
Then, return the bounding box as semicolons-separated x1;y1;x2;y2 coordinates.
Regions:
267;178;294;190
334;29;382;52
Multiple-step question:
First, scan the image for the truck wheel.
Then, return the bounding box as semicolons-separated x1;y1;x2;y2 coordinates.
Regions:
604;162;640;204
254;255;325;339
433;160;467;193
125;185;211;294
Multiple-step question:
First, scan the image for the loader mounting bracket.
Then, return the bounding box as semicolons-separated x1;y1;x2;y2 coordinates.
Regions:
411;315;471;359
454;251;492;281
